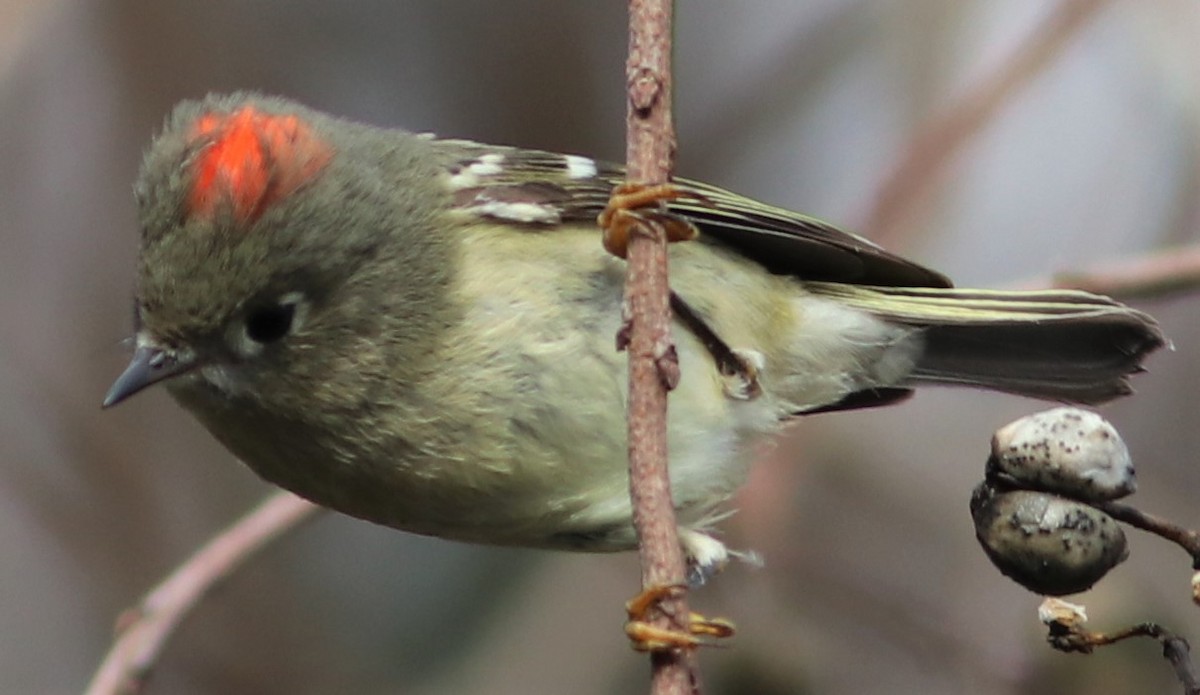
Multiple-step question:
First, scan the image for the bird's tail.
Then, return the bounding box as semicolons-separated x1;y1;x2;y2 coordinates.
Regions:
805;283;1167;405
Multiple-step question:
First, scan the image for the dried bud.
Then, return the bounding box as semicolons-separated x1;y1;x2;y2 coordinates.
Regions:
1038;597;1088;629
989;407;1135;502
971;482;1128;596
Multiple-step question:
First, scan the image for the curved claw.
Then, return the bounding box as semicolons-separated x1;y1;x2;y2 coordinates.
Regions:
623;583;736;653
599;183;702;258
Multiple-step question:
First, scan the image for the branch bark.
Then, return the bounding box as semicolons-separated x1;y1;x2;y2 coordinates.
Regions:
622;1;697;694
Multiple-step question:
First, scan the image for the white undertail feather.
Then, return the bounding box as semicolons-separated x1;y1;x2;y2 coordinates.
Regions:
773;294;925;413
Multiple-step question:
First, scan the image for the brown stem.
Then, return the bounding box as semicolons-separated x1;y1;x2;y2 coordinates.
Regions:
1094;500;1200;570
1046;620;1200;694
862;0;1109;247
623;1;697;694
84;491;321;695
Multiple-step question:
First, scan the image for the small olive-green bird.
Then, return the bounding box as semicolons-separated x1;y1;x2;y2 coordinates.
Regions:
105;93;1164;576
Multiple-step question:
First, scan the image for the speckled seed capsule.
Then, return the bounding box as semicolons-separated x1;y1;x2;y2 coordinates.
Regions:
988;407;1135;502
971;482;1128;596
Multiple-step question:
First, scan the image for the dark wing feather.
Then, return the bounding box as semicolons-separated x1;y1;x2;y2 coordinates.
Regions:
435;140;952;289
667;178;952;288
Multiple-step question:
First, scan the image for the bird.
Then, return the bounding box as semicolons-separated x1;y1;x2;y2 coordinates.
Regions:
104;92;1165;579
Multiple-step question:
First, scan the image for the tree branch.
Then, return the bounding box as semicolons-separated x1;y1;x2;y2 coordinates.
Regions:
84;492;321;695
621;1;698;694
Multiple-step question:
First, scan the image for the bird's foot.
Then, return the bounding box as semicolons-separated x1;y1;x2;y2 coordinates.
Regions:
599;182;702;258
624;583;736;653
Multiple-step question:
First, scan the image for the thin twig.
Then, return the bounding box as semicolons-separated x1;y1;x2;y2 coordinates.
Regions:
84;491;321;695
862;0;1109;247
622;1;697;694
1094;500;1200;570
1045;615;1200;694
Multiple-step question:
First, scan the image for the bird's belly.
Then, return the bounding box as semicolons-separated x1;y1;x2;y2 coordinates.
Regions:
364;332;763;550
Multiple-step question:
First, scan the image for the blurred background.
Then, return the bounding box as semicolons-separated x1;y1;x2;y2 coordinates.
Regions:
2;0;1198;693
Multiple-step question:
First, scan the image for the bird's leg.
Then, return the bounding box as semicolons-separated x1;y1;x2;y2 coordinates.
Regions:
669;293;763;401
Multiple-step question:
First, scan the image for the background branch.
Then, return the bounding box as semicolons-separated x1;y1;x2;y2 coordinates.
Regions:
1048;245;1200;300
861;0;1109;246
84;492;320;695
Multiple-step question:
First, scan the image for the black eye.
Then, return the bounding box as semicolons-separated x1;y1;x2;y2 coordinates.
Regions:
244;303;295;344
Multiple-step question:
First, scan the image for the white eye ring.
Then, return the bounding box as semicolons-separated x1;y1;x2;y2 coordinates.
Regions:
229;291;309;357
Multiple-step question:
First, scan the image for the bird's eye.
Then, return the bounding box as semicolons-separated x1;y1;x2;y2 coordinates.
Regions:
244;302;296;344
229;291;308;357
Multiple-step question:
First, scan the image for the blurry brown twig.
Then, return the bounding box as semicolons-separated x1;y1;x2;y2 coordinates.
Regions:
1047;245;1200;300
862;0;1109;247
84;491;321;695
1001;244;1200;300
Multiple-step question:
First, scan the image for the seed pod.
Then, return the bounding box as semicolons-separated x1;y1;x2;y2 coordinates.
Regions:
971;482;1128;596
989;407;1135;501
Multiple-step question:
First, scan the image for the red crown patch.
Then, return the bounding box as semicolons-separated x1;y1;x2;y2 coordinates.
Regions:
187;106;334;225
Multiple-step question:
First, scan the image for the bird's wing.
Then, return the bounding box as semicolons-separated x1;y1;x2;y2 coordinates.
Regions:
436;139;952;289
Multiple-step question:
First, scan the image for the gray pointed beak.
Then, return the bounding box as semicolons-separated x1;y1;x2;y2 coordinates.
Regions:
103;345;196;408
